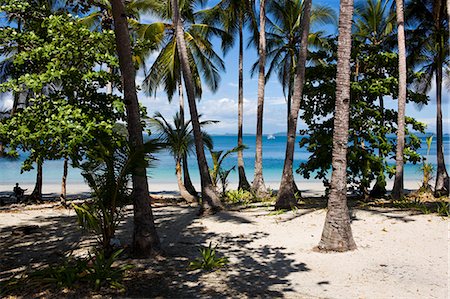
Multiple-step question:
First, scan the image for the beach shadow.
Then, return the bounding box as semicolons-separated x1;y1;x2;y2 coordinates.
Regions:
0;213;92;281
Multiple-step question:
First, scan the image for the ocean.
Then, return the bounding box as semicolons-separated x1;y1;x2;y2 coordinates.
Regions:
0;135;449;188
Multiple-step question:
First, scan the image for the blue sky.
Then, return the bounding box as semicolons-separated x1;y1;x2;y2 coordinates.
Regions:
0;0;448;135
137;0;449;135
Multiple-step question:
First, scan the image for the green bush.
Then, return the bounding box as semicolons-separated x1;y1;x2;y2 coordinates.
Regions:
189;242;229;271
224;189;255;205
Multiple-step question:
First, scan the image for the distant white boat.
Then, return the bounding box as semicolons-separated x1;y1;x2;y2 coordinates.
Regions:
267;134;276;140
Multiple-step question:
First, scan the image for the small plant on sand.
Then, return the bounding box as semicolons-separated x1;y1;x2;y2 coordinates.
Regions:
189;242;229;271
210;145;247;194
419;136;434;193
436;201;450;217
225;189;255;205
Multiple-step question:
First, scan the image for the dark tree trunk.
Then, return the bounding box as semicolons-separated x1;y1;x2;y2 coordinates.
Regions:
275;0;312;209
237;16;251;191
176;159;197;203
434;53;449;196
110;0;161;257
60;157;68;205
31;160;43;201
179;82;198;198
252;0;268;197
317;0;357;252
370;95;386;198
171;0;223;215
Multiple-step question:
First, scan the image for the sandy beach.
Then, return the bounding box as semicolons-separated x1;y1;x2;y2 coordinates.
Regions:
0;195;448;298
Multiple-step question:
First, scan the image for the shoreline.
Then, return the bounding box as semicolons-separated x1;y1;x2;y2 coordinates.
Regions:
0;179;425;198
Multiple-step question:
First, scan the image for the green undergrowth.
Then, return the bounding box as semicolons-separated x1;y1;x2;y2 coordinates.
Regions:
223;189;275;207
1;249;132;297
188;242;229;271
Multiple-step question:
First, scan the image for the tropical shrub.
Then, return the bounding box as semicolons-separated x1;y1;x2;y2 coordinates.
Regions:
189;242;229;271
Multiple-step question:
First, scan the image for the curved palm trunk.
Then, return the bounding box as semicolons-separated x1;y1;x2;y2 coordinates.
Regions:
237;17;251;191
110;0;161;257
434;56;449;196
171;0;223;215
318;0;356;252
176;158;197;203
392;0;407;200
178;82;198;198
275;0;312;209
60;157;68;205
252;0;268;197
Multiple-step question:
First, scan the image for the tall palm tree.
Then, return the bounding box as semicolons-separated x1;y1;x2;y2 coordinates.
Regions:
392;0;408;199
138;0;230;197
318;0;357;252
406;0;449;197
171;0;223;214
201;0;255;190
274;0;313;209
110;0;161;257
253;0;268;196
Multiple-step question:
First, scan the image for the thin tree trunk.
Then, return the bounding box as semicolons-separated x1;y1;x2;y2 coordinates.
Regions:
370;95;387;198
60;157;68;205
176;158;197;203
171;0;223;215
237;16;251;191
392;0;407;200
110;0;161;257
317;0;357;252
31;160;43;201
275;0;312;209
252;0;268;197
434;54;449;196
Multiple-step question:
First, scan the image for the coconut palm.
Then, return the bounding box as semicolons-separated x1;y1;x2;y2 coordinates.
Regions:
318;0;357;252
253;0;269;197
406;0;449;197
256;0;335;208
200;0;256;191
391;0;408;199
171;0;223;214
110;0;161;256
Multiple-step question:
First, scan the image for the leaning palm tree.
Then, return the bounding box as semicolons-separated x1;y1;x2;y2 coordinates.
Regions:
137;0;230;197
391;0;408;199
406;0;449;197
171;0;223;214
200;0;255;191
253;0;269;197
317;0;357;252
110;0;161;256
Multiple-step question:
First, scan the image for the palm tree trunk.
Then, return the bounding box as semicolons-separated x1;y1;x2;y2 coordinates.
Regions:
275;0;312;209
60;157;68;205
171;0;223;214
392;0;407;200
370;95;386;197
238;16;251;191
252;0;268;196
110;0;161;257
31;160;43;201
434;53;449;196
178;83;198;197
317;0;357;252
176;158;197;203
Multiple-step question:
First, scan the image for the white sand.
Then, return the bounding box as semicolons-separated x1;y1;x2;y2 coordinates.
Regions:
0;202;447;298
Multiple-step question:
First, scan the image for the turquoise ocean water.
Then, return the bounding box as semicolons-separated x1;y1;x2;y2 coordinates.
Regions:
0;135;449;187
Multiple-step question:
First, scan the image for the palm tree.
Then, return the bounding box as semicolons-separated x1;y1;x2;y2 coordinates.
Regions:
274;0;312;209
406;0;449;197
317;0;357;252
171;0;223;214
261;0;334;208
138;2;228;197
110;0;161;257
201;0;255;191
253;0;268;197
391;0;408;199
